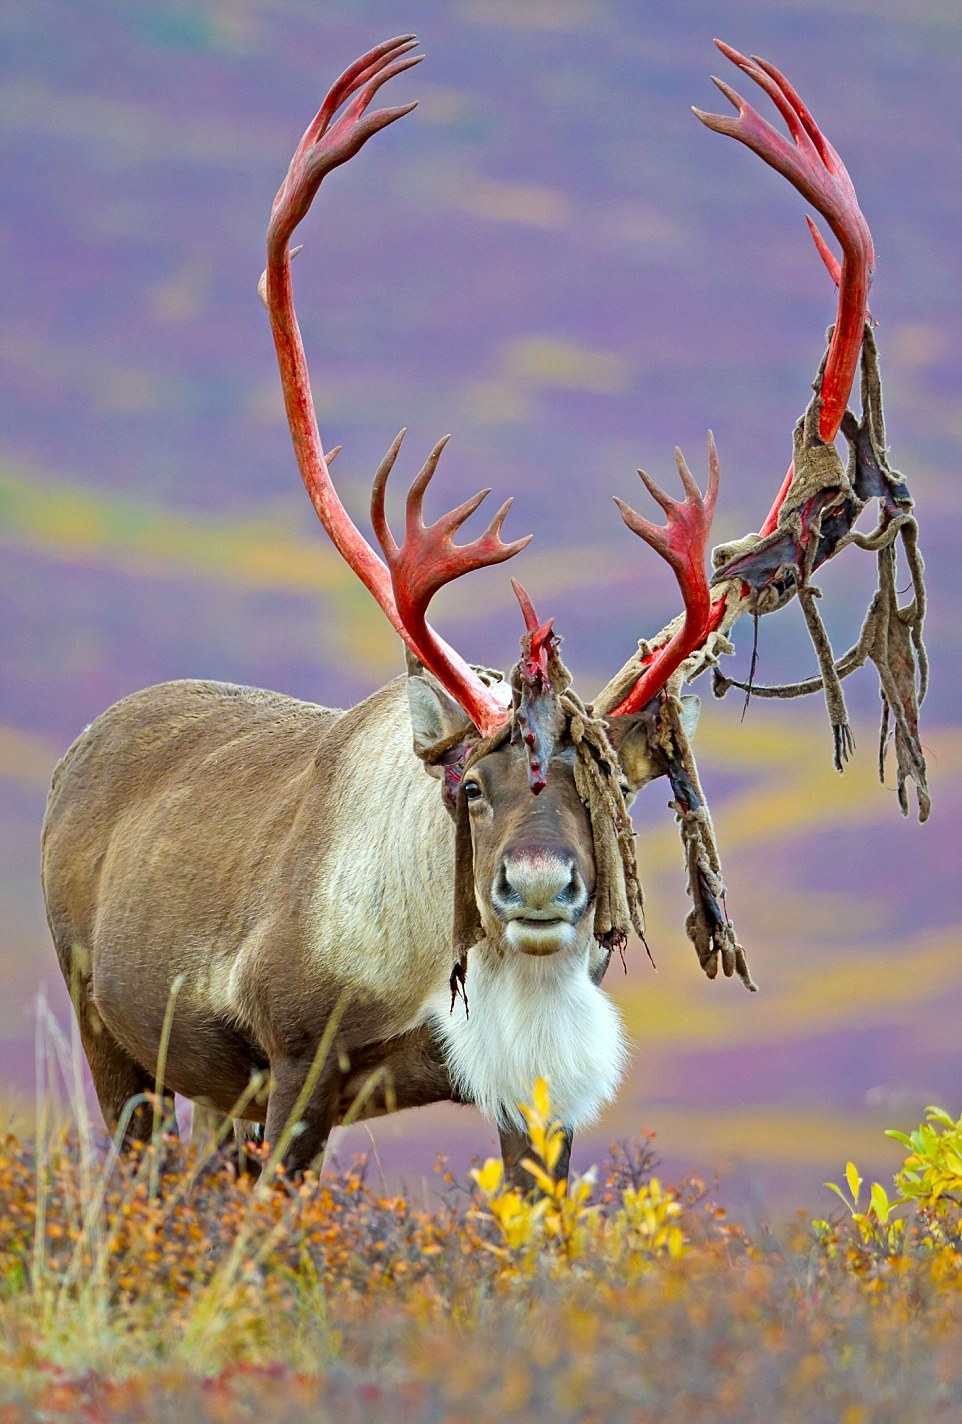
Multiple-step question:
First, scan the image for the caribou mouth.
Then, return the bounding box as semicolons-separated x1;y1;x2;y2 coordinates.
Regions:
503;914;581;958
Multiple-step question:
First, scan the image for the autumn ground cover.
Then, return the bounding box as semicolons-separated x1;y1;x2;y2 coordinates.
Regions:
1;1015;960;1424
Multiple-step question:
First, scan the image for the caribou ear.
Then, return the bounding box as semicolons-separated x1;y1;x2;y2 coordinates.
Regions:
606;695;701;796
405;649;473;769
401;652;480;786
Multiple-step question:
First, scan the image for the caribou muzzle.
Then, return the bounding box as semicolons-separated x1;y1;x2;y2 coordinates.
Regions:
492;850;590;956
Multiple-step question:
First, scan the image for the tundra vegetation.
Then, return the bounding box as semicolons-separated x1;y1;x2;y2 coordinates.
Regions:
0;1029;959;1422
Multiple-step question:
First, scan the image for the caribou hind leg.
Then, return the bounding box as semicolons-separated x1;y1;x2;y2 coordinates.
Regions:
59;947;176;1150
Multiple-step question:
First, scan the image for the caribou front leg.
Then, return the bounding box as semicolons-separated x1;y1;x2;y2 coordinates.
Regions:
499;1122;573;1195
264;1052;341;1175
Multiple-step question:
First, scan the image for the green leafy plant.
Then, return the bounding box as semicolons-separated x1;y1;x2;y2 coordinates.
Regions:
887;1106;962;1214
820;1105;962;1254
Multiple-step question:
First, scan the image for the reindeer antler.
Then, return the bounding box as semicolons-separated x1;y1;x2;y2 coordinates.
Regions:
598;41;928;819
696;42;873;445
695;40;874;539
596;41;875;719
264;39;524;738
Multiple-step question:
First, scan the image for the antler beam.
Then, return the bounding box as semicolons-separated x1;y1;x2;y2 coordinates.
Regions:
695;40;874;453
264;38;522;738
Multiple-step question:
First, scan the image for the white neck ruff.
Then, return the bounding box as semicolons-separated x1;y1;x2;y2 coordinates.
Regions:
429;947;628;1131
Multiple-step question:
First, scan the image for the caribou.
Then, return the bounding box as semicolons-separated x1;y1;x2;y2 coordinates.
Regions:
42;37;928;1187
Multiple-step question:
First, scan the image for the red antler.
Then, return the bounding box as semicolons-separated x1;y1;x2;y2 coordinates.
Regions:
694;40;874;534
599;43;874;717
510;579;555;686
264;39;522;738
610;440;719;716
371;435;530;733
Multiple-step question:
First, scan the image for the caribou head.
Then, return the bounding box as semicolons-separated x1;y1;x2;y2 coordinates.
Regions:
263;35;930;998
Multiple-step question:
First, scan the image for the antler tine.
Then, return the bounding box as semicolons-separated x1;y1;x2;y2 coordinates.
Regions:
705;428;721;508
439;487;496;537
270;44;423;251
403;437;495;542
295;36;419;166
404;435;451;529
627;467;677;525
673;448;701;506
371;436;531;734
615;440;717;566
608;435;719;716
511;578;540;633
369;428;407;559
748;50;834;163
393;438;530;576
482;498;521;548
806;213;840;285
510;578;555;650
266;42;516;739
339;52;424;138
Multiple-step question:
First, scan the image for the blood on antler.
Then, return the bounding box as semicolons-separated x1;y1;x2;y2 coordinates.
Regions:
592;41;929;989
695;40;874;539
508;579;565;794
696;41;874;449
597;41;927;822
511;578;556;687
263;37;526;739
608;438;719;717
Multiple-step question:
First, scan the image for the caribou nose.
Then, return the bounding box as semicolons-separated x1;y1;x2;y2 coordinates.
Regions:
495;853;587;917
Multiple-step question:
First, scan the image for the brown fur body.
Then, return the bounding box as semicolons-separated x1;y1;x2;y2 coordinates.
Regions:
41;679;470;1147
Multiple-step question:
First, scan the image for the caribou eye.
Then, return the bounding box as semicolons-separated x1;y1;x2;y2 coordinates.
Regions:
463;779;484;804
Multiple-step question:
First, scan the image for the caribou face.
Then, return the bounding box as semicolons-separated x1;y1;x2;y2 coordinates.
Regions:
408;657;696;963
462;741;595;958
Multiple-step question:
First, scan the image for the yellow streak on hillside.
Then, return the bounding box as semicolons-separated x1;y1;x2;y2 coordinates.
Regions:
614;721;961;1049
0;464;347;594
464;333;629;423
0;460;646;625
618;1104;905;1171
638;721;961;878
501;336;630;395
